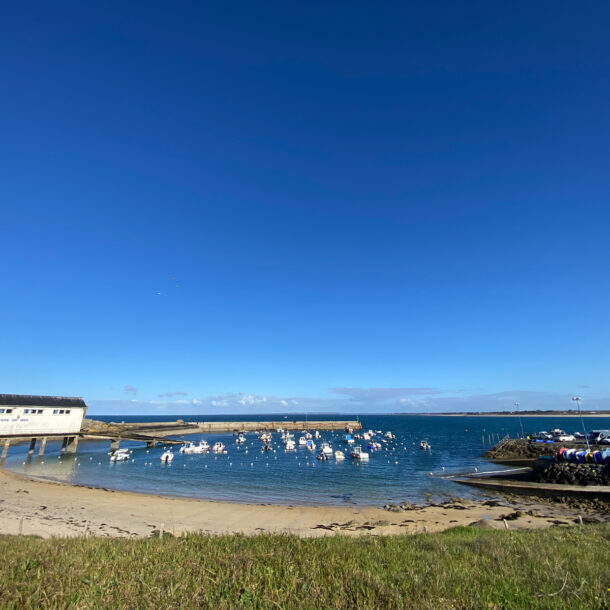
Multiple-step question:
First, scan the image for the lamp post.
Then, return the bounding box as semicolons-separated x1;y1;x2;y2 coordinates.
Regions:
514;402;524;438
572;396;590;451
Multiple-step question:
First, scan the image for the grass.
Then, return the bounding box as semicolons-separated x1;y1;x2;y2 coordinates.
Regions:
1;524;609;609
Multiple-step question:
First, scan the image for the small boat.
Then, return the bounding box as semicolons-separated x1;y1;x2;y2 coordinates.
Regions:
366;441;382;451
316;451;330;461
236;434;246;444
363;432;371;440
384;431;396;440
319;442;333;457
419;440;430;451
343;434;355;445
306;439;316;451
314;430;321;439
298;436;307;447
212;442;226;454
110;448;131;462
334;450;345;461
305;432;312;440
351;446;369;461
282;432;294;444
180;440;209;454
160;449;174;463
262;442;272;452
258;432;272;442
285;439;296;451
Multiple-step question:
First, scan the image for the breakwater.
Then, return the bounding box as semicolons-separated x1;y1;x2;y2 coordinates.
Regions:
83;419;361;437
194;420;361;433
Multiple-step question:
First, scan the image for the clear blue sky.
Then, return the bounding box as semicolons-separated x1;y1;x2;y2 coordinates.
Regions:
2;1;609;414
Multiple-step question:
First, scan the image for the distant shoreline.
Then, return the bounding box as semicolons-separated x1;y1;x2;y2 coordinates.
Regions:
421;412;610;418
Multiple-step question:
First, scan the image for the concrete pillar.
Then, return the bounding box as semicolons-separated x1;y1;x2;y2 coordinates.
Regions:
1;439;10;461
110;438;120;452
66;436;79;454
38;437;47;456
28;438;36;456
60;436;68;453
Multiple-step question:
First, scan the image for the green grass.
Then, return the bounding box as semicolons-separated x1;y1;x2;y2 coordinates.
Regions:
1;524;609;609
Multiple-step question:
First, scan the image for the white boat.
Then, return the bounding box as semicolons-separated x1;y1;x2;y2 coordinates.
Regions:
282;432;294;444
319;442;333;457
212;442;226;454
334;450;345;460
110;448;131;462
363;432;371;440
160;449;174;463
180;440;209;454
314;430;321;439
305;432;312;440
351;445;369;461
419;440;430;451
285;439;296;451
384;431;396;439
343;434;355;445
306;439;316;451
259;432;272;442
236;434;246;444
298;436;307;447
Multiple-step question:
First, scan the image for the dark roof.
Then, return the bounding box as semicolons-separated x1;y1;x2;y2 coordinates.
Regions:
0;394;87;408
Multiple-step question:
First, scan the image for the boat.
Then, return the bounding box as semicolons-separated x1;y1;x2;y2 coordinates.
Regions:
180;440;210;454
343;434;355;445
384;431;396;440
316;450;330;461
110;448;131;462
160;449;174;463
298;436;307;447
285;439;296;451
306;439;316;451
236;434;246;444
366;441;382;451
319;442;333;457
334;450;345;460
351;446;369;461
419;440;430;451
314;430;321;439
212;442;226;454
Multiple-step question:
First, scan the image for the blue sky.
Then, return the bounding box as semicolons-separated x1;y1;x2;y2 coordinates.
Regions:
2;2;609;415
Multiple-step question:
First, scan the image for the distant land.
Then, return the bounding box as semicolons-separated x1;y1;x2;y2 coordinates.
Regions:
415;410;610;417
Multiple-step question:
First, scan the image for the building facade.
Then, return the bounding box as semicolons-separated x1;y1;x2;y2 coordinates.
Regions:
0;394;87;437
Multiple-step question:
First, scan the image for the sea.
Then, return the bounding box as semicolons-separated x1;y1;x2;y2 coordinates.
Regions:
4;413;609;507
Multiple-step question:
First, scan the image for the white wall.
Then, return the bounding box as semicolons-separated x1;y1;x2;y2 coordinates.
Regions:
0;406;86;436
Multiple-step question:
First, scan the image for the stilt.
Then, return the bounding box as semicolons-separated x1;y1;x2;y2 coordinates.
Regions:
66;435;79;454
38;437;47;456
110;438;120;452
28;438;36;456
60;436;68;453
1;439;10;461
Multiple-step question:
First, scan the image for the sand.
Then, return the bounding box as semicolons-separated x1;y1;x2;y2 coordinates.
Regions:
0;468;600;539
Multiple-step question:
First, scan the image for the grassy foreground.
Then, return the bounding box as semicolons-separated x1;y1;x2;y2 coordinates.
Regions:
1;525;609;609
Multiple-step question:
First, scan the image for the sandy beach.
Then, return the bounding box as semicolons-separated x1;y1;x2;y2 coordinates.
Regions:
0;468;601;539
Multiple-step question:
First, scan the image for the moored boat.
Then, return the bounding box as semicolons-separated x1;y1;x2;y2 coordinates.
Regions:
351;445;369;461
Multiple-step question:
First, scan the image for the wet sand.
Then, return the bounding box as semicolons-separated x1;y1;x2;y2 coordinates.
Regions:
0;468;599;539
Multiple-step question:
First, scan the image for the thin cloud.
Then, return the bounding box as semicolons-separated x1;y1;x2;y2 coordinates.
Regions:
157;391;188;398
124;385;137;395
330;387;439;401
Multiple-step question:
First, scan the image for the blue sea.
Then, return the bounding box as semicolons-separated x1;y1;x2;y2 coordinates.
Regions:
4;413;609;506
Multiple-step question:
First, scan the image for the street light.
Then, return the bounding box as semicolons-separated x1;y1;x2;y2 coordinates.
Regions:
514;402;524;438
572;396;590;451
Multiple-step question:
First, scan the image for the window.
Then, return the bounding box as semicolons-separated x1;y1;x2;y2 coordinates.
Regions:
0;408;13;414
23;409;44;415
53;409;59;414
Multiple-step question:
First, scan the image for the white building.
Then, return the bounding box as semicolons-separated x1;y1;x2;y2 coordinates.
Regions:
0;394;87;437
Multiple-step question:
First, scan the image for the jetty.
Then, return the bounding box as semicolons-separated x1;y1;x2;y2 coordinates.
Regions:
192;420;361;433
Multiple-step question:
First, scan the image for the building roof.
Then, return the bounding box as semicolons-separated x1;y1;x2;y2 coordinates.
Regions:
0;394;87;408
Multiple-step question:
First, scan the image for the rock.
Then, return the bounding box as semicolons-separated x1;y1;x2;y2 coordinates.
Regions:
469;519;504;530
